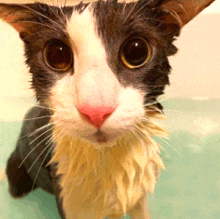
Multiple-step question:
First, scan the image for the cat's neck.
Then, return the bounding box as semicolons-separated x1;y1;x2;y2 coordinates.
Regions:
50;110;167;218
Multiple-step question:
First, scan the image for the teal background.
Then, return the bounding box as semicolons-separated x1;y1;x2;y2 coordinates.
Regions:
1;99;220;219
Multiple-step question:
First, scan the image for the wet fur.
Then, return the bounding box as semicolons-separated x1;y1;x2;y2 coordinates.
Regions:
0;0;215;218
50;110;167;218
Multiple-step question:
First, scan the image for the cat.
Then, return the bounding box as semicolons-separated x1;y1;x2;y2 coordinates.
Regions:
0;0;215;218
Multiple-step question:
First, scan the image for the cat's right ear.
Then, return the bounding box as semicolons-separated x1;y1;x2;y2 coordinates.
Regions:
160;0;215;28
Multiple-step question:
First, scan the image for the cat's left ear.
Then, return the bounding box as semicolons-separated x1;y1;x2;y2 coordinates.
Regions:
160;0;215;28
0;3;36;34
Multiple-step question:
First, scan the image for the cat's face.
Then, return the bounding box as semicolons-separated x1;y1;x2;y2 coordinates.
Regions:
39;1;177;146
0;0;213;147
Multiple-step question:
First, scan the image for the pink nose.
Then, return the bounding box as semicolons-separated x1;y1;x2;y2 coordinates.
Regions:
77;105;115;128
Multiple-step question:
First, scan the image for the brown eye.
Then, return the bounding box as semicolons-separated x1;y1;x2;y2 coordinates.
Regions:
120;37;151;69
43;39;73;72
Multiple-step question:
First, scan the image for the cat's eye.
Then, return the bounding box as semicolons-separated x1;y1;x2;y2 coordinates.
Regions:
43;39;73;72
120;37;151;69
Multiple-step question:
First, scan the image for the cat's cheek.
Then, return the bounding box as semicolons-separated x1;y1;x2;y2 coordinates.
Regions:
47;74;92;133
103;87;146;128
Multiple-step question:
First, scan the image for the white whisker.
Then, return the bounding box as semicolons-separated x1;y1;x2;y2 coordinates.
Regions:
16;20;57;31
27;137;53;173
29;125;54;146
31;145;54;191
17;122;52;141
158;136;182;157
17;3;65;31
124;0;139;22
19;120;57;141
22;115;52;121
19;133;52;169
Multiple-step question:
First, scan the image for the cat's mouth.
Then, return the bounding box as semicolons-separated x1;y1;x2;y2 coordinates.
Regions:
94;130;108;143
82;129;122;147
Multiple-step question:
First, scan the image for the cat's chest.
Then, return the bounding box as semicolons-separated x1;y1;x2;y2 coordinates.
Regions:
56;153;146;219
51;132;164;218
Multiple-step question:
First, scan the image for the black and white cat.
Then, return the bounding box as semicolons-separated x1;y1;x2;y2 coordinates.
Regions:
0;0;215;218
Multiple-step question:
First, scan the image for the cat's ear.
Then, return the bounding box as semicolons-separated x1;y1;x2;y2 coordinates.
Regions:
0;3;36;34
160;0;215;28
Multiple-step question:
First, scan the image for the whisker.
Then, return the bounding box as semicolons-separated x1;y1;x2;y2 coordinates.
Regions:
27;135;53;173
124;0;139;21
163;109;220;115
22;120;57;140
144;97;172;108
122;1;127;16
135;119;181;157
22;103;68;114
60;0;69;20
163;109;184;113
147;84;167;88
30;104;56;112
135;113;183;157
157;96;172;103
43;123;64;148
55;0;65;19
17;122;53;142
133;124;148;141
128;1;149;20
16;20;58;31
31;143;54;191
18;132;52;169
29;124;54;146
47;0;66;26
144;101;158;107
157;136;182;157
22;115;52;121
16;3;65;31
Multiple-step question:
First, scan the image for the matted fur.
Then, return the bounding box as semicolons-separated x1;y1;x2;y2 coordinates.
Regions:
51;108;167;218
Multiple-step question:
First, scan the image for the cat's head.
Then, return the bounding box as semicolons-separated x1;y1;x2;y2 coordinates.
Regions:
0;0;214;147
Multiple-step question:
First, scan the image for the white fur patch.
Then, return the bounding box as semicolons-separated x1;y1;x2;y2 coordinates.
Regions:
49;5;146;146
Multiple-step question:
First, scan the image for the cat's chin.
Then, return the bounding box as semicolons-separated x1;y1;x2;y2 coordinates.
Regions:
81;130;122;149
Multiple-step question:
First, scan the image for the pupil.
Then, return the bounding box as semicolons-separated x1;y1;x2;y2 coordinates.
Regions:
123;38;148;66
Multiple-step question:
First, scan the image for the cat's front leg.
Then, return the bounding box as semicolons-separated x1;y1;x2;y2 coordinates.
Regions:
6;150;38;198
129;198;150;219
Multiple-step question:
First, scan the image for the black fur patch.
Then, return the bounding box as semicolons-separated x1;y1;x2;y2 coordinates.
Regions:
1;1;180;107
6;106;54;197
16;3;75;101
92;0;180;107
0;2;87;102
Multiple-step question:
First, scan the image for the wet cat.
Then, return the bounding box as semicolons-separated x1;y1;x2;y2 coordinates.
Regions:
0;0;215;218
